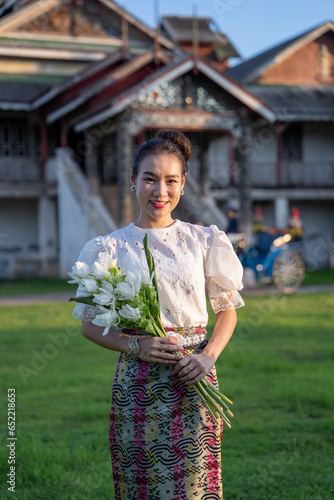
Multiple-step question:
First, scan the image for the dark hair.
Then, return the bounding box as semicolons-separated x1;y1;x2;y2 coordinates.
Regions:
131;130;191;178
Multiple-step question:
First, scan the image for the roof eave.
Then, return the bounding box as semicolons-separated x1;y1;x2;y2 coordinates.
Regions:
277;113;334;122
33;50;124;109
96;0;175;50
198;61;276;122
0;101;32;110
0;0;176;51
240;21;334;84
74;56;194;132
74;56;276;132
0;0;58;33
46;49;161;123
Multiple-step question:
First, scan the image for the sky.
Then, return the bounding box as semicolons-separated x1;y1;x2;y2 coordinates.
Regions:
122;0;333;62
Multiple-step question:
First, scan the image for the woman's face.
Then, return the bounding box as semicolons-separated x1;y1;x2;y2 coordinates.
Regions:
130;154;185;228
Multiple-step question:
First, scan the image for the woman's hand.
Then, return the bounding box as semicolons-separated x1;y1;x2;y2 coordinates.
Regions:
138;336;183;364
172;352;216;385
172;309;238;385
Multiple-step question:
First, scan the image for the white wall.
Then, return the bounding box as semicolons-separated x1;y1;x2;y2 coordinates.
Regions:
248;125;277;186
38;196;58;258
0;199;38;251
0;199;38;278
208;135;230;186
250;125;277;163
293;200;334;269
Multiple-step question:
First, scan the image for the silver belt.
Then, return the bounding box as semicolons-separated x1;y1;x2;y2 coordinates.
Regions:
165;331;207;348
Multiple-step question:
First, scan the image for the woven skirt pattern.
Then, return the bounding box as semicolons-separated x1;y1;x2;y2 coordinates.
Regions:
109;345;223;500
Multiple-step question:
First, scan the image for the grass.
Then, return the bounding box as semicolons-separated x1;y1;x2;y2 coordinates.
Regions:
0;293;333;499
303;268;334;286
0;267;333;298
0;279;76;296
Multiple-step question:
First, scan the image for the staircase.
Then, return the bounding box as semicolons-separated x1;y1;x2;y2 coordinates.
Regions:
56;148;117;277
176;173;228;229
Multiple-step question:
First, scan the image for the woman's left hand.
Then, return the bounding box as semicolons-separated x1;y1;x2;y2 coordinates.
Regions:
172;352;216;385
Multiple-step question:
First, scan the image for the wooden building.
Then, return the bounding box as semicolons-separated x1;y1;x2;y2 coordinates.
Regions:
0;0;333;277
225;21;334;268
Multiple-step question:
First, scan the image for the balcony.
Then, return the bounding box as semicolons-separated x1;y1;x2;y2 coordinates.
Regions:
209;161;334;189
0;157;43;182
251;162;334;188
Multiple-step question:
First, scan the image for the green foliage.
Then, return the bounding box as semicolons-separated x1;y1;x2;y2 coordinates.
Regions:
68;296;95;306
0;293;333;499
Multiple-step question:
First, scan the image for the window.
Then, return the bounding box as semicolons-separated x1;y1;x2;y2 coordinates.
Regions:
0;120;28;157
282;125;302;161
100;134;118;184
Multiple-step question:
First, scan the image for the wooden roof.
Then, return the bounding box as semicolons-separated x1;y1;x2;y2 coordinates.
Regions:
0;78;52;109
69;55;276;132
248;85;334;121
34;50;125;108
226;21;334;84
0;0;175;51
161;16;239;59
45;49;171;122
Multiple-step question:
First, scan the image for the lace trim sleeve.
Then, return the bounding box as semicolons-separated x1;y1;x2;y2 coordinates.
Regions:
72;303;100;322
207;279;245;313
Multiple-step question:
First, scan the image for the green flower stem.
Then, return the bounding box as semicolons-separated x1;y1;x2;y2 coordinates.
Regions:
203;383;234;418
192;384;218;424
151;321;165;338
203;379;233;406
143;234;160;303
148;313;184;357
197;381;231;428
143;232;234;427
151;314;234;425
156;314;169;339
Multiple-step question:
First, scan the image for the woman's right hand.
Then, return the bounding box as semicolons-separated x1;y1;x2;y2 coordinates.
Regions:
137;336;183;364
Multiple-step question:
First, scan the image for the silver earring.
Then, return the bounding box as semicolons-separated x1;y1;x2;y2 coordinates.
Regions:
180;188;184;196
130;185;136;191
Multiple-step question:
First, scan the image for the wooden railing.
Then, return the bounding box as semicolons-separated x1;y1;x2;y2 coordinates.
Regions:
1;156;333;188
209;161;334;188
0;157;42;182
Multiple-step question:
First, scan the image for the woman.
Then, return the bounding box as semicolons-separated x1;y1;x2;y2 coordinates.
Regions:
73;130;244;500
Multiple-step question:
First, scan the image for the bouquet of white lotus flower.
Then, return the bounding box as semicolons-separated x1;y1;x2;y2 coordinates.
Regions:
69;235;234;428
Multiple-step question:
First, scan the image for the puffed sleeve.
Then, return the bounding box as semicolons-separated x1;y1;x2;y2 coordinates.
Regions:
77;236;105;267
71;236;105;322
204;225;245;313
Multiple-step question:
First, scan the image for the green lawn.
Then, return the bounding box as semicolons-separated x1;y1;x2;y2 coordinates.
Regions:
0;294;333;500
0;279;76;296
303;268;334;286
0;267;333;298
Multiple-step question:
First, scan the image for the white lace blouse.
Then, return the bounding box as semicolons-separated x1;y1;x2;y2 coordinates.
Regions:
72;219;244;328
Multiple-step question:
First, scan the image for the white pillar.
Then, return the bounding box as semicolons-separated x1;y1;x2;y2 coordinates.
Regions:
275;196;289;228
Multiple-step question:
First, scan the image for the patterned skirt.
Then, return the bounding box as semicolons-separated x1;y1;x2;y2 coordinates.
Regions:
109;331;223;500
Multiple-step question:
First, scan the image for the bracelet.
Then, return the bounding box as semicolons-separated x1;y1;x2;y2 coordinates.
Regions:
128;335;140;358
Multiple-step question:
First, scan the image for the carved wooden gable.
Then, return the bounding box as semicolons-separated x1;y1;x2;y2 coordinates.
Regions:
13;0;152;42
19;3;106;36
132;73;240;114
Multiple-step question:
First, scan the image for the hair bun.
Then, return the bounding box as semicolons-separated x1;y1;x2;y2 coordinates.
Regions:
157;130;191;164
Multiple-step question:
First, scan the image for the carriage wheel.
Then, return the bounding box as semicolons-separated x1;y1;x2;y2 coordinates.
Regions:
272;250;305;294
